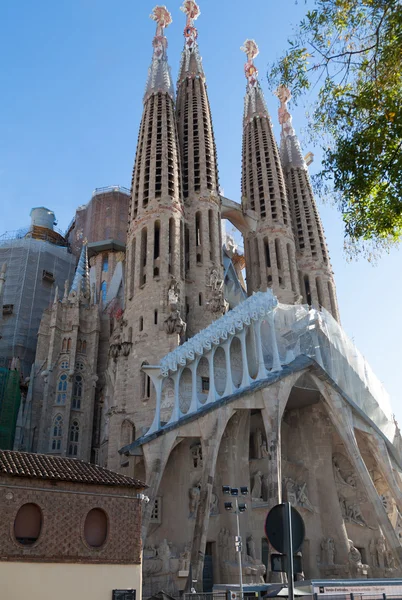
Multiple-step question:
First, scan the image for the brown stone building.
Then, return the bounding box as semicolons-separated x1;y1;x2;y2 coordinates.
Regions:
0;449;145;600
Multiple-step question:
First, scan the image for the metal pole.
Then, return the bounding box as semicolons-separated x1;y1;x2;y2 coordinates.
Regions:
284;502;294;600
235;497;244;600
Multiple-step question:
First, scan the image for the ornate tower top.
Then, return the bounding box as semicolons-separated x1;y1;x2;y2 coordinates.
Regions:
178;0;204;80
241;39;259;88
241;39;269;122
275;85;306;169
144;6;174;102
181;0;200;47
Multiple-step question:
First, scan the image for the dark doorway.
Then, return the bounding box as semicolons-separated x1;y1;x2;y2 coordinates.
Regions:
203;542;214;592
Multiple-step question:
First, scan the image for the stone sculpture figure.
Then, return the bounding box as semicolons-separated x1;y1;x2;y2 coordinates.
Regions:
252;471;263;500
164;278;187;335
189;483;201;517
284;478;314;512
376;537;386;569
158;539;171;574
254;428;263;459
321;538;336;565
262;473;269;502
179;546;191;572
261;440;269;458
206;269;228;314
210;492;219;516
348;539;362;566
247;535;256;560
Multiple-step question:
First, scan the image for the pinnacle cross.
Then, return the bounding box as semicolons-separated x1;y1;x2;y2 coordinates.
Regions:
180;0;201;49
150;6;173;59
275;84;295;138
241;39;259;88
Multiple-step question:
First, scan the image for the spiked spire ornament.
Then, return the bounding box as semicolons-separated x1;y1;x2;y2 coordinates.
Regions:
144;6;174;101
70;241;90;300
181;0;200;50
241;39;259;88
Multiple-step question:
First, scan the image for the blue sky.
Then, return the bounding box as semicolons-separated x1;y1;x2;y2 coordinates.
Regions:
1;0;401;423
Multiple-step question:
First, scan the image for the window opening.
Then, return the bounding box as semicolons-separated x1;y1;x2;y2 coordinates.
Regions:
57;374;68;405
68;420;79;456
72;375;83;410
51;415;63;451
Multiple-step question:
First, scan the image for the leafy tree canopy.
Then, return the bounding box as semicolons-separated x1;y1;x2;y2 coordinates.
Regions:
268;0;402;256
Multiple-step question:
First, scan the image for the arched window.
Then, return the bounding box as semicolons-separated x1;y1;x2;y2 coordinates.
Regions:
75;361;85;372
101;281;107;304
67;338;72;351
102;255;108;272
60;360;69;370
72;375;83;410
51;415;63;451
62;338;67;352
141;362;151;399
57;374;68;404
84;508;108;548
68;420;79;456
14;503;42;546
121;420;135;447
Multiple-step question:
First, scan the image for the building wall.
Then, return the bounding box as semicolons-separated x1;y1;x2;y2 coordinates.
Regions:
0;477;142;564
67;188;130;257
0;562;141;600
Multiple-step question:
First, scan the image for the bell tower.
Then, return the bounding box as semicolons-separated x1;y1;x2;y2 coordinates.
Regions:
241;40;300;303
276;85;340;321
176;0;226;336
107;7;186;467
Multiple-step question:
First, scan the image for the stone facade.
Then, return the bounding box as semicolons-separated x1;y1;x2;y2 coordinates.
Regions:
12;4;402;598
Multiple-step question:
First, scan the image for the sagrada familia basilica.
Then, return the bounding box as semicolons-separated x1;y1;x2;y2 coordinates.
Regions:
7;1;402;596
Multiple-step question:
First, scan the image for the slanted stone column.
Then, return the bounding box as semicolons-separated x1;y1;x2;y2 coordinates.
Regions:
189;409;234;591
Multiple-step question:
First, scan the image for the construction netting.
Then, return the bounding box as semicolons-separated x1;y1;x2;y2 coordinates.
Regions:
0;236;76;378
0;367;21;449
261;302;395;445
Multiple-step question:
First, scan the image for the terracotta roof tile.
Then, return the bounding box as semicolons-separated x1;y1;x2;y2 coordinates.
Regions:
0;451;146;489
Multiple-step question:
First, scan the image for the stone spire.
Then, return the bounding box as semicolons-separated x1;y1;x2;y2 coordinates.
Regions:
276;85;340;321
240;41;300;304
70;242;90;299
144;6;175;102
111;5;186;451
176;0;225;335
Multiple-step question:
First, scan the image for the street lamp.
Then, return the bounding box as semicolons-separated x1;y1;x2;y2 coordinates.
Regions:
222;485;248;600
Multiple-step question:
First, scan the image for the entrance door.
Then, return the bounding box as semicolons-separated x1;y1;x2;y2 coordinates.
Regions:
203;542;214;592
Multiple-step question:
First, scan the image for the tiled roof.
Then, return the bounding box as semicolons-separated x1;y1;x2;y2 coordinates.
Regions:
0;451;146;489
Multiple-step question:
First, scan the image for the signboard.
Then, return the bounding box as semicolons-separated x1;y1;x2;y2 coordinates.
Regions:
265;504;305;554
315;585;402;596
112;590;136;600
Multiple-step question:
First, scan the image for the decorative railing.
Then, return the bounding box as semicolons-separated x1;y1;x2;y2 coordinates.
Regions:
142;291;396;447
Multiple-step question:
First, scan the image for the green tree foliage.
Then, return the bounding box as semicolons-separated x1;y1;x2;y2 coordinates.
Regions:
268;0;402;255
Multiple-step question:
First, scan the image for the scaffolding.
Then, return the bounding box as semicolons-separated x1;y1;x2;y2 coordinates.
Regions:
0;235;77;378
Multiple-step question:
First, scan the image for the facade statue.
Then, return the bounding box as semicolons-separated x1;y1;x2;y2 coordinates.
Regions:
206;269;228;314
284;478;314;512
261;440;269;458
321;537;335;565
376;537;386;569
254;428;263;458
247;535;256;560
189;483;201;517
164;309;187;336
158;539;171;574
252;471;263;500
210;491;219;516
179;546;191;572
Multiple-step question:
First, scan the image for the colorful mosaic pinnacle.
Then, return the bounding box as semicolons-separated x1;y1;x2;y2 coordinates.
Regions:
275;84;295;138
241;39;259;87
150;5;173;32
150;6;172;61
181;0;200;49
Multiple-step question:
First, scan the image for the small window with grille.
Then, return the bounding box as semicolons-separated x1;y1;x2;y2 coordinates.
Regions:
150;497;162;523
